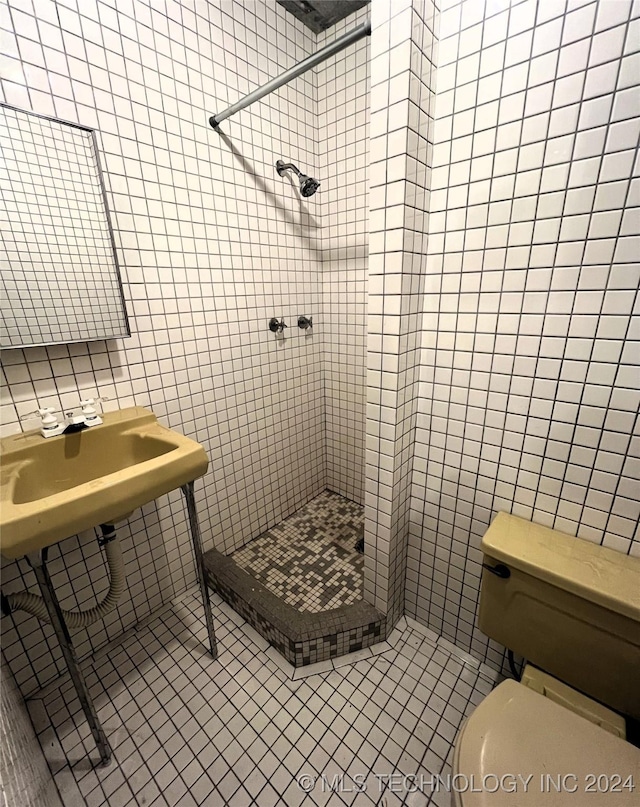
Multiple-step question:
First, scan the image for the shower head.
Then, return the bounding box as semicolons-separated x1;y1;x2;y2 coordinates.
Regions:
276;160;320;198
299;174;321;197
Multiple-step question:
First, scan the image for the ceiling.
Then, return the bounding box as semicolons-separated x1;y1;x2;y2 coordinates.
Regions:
277;0;370;34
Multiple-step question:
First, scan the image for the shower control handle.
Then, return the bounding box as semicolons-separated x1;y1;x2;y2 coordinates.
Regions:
298;316;312;330
269;317;287;334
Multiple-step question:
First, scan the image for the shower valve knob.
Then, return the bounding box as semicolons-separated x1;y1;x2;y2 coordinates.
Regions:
298;316;312;330
269;317;287;334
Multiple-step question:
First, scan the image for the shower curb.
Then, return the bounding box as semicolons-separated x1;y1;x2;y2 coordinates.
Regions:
203;548;385;666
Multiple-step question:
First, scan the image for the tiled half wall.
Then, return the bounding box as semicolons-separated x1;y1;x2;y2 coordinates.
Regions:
365;0;440;626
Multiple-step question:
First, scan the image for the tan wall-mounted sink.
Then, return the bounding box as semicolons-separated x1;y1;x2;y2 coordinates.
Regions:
0;407;209;560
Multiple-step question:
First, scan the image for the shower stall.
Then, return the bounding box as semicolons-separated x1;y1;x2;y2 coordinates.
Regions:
0;0;439;703
203;4;379;665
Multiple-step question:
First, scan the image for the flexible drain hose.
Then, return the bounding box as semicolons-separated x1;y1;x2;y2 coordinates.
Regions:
4;528;126;629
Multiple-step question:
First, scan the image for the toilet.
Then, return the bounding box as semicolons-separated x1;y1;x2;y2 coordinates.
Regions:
452;513;640;805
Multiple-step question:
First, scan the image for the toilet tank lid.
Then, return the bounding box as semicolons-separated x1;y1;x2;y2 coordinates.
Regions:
481;513;640;622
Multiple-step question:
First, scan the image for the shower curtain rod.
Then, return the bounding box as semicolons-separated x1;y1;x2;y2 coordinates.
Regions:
209;19;371;129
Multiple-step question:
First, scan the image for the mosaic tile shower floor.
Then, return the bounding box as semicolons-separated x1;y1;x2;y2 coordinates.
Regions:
230;490;365;613
30;588;498;807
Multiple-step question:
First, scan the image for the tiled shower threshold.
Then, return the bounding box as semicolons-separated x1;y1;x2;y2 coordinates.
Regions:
203;490;386;666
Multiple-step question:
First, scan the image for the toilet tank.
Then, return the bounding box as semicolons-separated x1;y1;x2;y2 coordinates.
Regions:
478;513;640;720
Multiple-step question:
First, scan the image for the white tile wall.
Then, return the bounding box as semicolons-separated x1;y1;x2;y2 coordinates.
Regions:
0;0;329;697
407;0;640;672
3;0;636;746
0;657;62;807
317;6;370;504
365;0;439;625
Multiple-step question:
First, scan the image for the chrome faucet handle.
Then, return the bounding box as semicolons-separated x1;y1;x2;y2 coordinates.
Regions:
65;407;87;425
268;317;287;334
298;316;312;330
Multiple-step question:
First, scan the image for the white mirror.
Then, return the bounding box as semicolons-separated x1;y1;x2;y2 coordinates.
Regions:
0;104;129;348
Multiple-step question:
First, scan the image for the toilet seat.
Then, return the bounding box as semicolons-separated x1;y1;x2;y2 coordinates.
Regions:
452;680;640;806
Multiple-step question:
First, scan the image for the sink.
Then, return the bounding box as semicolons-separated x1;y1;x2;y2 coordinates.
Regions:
0;407;209;560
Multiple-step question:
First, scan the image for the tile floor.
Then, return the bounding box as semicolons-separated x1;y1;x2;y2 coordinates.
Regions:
29;588;499;807
231;491;365;613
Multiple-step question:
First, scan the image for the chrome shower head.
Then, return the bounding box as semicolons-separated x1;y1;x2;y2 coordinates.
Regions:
299;174;320;197
276;160;320;198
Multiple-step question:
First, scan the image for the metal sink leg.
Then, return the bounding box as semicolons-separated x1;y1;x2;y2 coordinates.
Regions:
28;549;112;766
181;481;218;659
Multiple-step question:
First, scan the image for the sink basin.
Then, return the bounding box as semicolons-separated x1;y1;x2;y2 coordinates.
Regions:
0;407;209;559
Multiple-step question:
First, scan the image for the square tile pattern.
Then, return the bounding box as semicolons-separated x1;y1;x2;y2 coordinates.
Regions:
29;587;498;807
3;0;637;713
0;659;63;807
317;7;370;506
407;0;640;674
205;553;385;667
0;0;333;701
2;0;638;794
204;490;382;667
365;0;440;629
231;490;364;614
0;0;373;713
